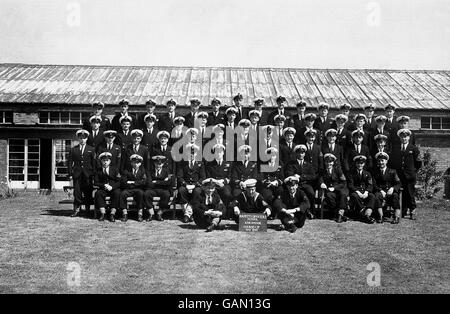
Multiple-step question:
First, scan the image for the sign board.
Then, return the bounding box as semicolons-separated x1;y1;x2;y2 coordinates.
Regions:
239;213;267;232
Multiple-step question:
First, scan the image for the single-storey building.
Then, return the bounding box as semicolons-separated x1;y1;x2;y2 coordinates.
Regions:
0;63;449;190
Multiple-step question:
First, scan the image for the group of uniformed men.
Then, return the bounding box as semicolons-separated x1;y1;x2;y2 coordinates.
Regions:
68;94;422;233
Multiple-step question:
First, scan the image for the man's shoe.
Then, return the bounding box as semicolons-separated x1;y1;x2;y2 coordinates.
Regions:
156;214;164;221
307;211;315;220
121;214;128;222
98;214;105;221
189;216;194;222
289;224;298;233
70;211;79;218
276;225;285;231
110;214;115;222
145;214;153;222
391;217;400;224
376;217;383;224
138;214;143;222
365;216;375;224
336;215;344;223
182;215;190;223
206;225;214;232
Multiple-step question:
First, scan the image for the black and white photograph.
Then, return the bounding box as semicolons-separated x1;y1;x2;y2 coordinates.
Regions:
0;0;449;299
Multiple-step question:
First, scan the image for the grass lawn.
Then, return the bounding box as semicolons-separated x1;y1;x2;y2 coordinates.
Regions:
0;192;449;294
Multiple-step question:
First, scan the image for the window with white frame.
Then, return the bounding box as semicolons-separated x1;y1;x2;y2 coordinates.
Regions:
39;111;89;124
421;116;450;130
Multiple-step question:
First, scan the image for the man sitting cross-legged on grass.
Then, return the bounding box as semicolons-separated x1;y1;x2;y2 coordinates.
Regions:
119;154;147;222
192;178;226;232
348;155;376;224
231;179;271;225
144;155;172;222
319;153;349;223
372;152;402;224
273;176;310;233
94;152;122;222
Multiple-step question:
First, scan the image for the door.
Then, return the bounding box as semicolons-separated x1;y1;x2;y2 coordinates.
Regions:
53;139;76;190
8;139;40;189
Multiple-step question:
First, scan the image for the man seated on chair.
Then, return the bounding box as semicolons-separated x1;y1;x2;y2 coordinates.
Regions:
348;155;376;224
319;153;348;223
258;147;284;215
284;144;316;219
231;145;258;198
94;152;121;222
192;178;226;232
231;179;271;224
273;176;310;233
120;154;147;222
373;152;402;224
177;144;206;223
144;155;172;222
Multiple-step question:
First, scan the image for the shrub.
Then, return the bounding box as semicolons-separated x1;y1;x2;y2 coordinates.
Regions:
0;178;18;200
416;150;444;200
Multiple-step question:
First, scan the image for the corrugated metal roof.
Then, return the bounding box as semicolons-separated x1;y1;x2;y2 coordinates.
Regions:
0;63;449;110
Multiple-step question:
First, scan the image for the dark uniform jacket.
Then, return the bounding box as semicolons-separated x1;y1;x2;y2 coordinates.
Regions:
192;191;225;213
97;143;122;170
136;112;159;130
94;167;121;190
147;167;172;189
278;189;310;213
115;130;133;150
183;111;198;129
280;143;296;166
384;117;398;134
111;113;135;132
318;166;347;190
158;112;176;132
389;143;422;180
120;167;147;189
305;143;323;174
290;113;307;136
232;192;270;214
321;143;345;171
284;160;316;185
296;127;322;145
335;127;352;148
82;115;111;132
206;160;232;184
122;144;150;172
68;144;95;179
177;160;206;186
345;144;372;172
313;116;334;143
363;116;378;132
151;144;173;172
267;109;289;126
207;111;225;126
348;169;373;193
372;167;401;192
87;130;105;152
231;161;258;186
142;127;159;150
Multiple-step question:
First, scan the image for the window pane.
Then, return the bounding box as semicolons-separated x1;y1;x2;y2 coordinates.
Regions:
39;112;49;124
9;167;24;174
28;160;40;167
9;174;24;181
5;111;13;123
431;117;441;130
420;117;430;129
50;112;60;124
10;153;25;160
28;167;39;175
28;175;39;181
442;117;450;130
28;153;40;160
9;159;25;167
60;112;70;123
9;139;25;146
9;145;25;152
70;112;81;124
